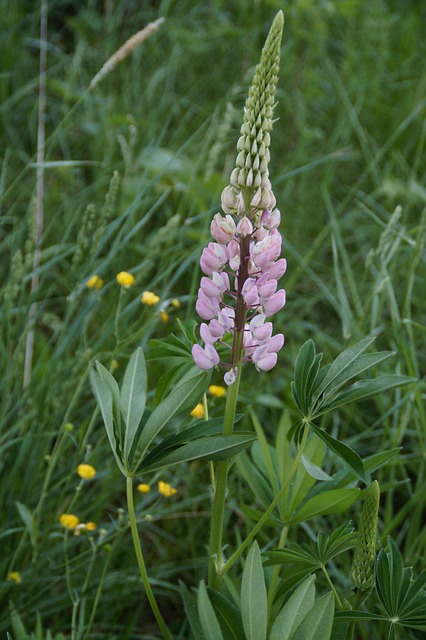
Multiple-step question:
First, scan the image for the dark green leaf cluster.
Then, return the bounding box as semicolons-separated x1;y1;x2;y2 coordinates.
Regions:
91;346;255;477
291;337;414;479
181;544;335;640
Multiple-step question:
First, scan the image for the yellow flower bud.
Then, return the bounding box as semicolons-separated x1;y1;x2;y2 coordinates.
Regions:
137;483;151;494
208;385;226;398
159;311;169;323
116;271;135;288
59;513;80;529
171;298;180;308
85;522;97;531
7;571;22;584
158;481;177;497
77;464;96;480
190;403;205;419
86;274;104;289
141;291;160;305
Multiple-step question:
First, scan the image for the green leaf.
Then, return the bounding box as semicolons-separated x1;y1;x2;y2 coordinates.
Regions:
120;348;147;463
197;580;224;640
90;368;126;475
207;588;246;640
288;435;326;515
292;591;334;640
314;351;394;409
134;368;209;468
140;434;256;472
334;611;388;622
270;575;316;640
309;423;365;481
312;336;376;403
95;361;123;452
179;581;207;640
301;454;333;481
241;541;267;640
319;375;415;414
15;502;35;547
291;488;360;524
293;340;316;413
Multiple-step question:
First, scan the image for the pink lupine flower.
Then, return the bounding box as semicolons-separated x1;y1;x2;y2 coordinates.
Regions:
211;213;237;244
196;290;221;320
200;243;228;276
192;343;220;369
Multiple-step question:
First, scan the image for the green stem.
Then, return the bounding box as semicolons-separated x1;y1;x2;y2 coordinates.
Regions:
208;350;242;589
322;565;343;609
126;477;172;640
220;422;310;578
346;589;367;640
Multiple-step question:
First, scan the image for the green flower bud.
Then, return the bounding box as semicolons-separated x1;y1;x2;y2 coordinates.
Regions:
352;480;380;592
222;11;284;218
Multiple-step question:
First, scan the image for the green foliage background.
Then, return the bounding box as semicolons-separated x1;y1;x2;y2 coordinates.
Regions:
0;0;425;638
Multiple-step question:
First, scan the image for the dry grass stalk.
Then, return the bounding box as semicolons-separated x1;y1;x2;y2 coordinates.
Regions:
89;17;165;89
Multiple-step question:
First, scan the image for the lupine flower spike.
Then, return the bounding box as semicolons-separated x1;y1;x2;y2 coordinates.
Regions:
352;480;380;592
192;12;286;385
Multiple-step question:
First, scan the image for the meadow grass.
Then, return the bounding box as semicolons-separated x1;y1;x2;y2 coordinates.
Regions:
1;1;425;638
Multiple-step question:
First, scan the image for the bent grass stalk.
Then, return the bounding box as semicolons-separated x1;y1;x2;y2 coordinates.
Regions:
126;477;172;640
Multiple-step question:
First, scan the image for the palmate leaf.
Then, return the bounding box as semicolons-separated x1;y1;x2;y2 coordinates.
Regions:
291;488;360;524
265;522;356;570
292;591;334;640
292;340;316;413
375;538;426;629
133;367;210;470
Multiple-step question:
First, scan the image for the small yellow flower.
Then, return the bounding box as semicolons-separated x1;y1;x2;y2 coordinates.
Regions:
85;522;97;531
208;385;226;398
137;483;151;494
116;271;135;288
7;571;22;584
159;310;169;323
158;481;177;497
190;403;205;419
86;274;104;290
171;298;180;309
110;359;119;372
60;513;80;529
77;464;96;480
141;291;160;306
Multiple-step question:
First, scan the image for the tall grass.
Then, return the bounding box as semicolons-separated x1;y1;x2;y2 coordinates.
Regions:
1;0;425;637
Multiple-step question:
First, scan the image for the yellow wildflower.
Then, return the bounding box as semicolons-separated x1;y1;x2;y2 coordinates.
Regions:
110;359;119;372
77;464;96;480
208;385;226;398
116;271;135;288
59;513;80;529
137;483;151;494
7;571;22;584
86;274;104;289
159;310;169;323
85;522;97;531
171;298;180;308
158;481;177;497
190;403;205;419
141;291;160;306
